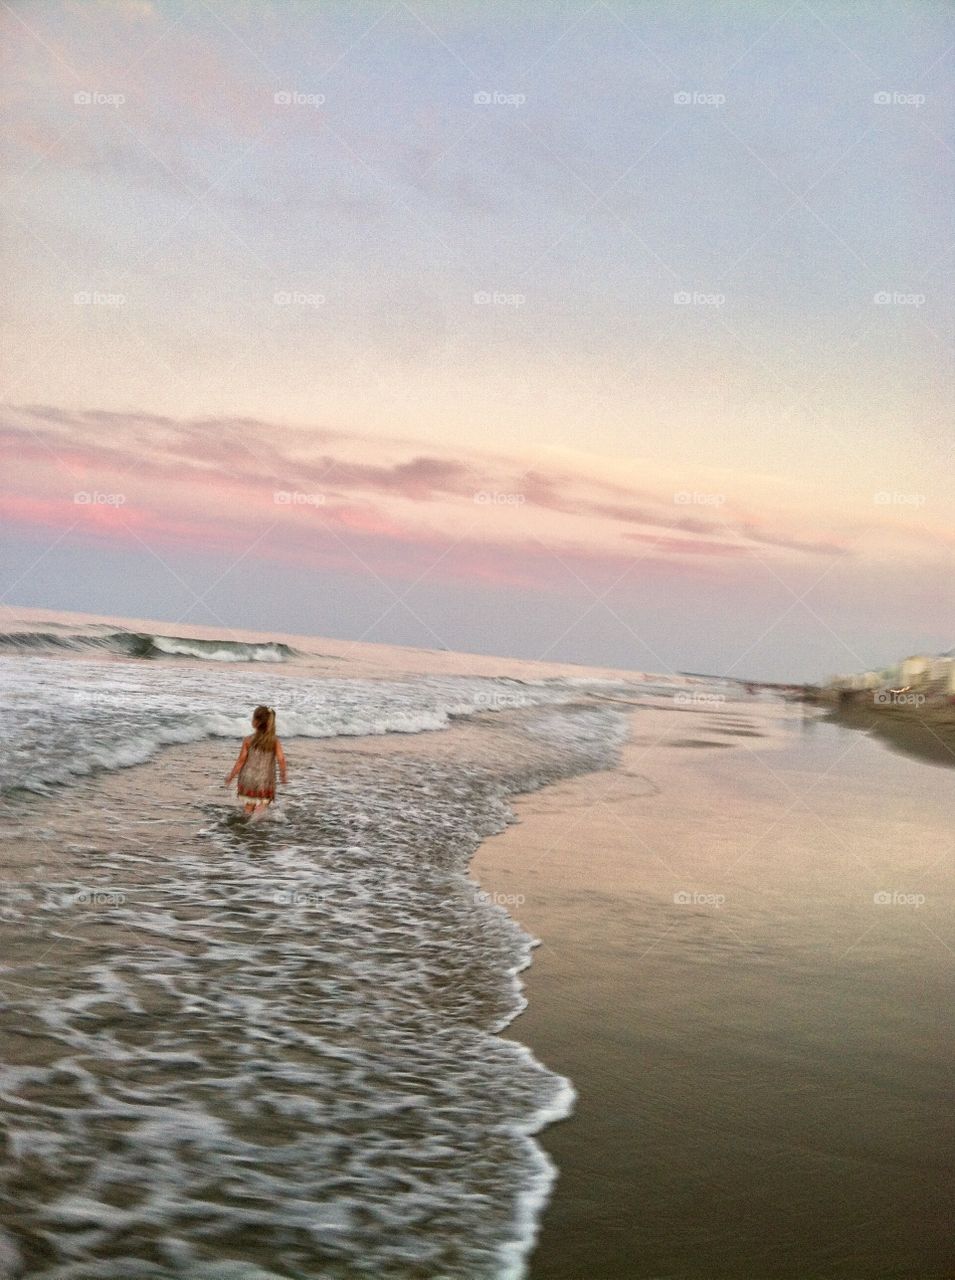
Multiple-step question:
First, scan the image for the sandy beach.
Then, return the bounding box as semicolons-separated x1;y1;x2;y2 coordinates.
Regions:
825;701;955;773
2;619;953;1278
473;697;955;1279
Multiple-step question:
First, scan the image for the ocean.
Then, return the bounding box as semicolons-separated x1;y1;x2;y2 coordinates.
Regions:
0;610;707;1280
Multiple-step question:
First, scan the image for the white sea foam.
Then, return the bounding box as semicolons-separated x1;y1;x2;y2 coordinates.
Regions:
0;646;685;1277
0;654;648;796
149;635;291;662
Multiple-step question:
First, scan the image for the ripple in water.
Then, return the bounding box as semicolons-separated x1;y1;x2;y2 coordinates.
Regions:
0;702;631;1279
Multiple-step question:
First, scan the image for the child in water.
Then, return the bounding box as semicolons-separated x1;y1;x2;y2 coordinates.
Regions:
225;705;288;816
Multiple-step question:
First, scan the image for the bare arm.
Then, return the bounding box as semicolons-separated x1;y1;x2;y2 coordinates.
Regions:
225;738;249;784
275;739;288;785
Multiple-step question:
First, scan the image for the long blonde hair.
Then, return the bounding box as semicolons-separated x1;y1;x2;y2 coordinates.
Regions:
250;705;277;753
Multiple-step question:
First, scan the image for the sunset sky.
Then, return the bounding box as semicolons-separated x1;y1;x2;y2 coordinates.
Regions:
2;0;952;680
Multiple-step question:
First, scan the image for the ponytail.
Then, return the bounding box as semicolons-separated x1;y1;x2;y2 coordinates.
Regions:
251;704;277;753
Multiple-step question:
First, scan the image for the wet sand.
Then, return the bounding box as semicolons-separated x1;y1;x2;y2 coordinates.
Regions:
826;702;955;772
472;698;955;1280
4;683;953;1278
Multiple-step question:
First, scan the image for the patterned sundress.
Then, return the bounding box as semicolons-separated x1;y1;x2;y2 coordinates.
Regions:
236;740;277;806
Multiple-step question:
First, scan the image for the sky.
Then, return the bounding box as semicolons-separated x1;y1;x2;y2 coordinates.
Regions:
1;0;952;681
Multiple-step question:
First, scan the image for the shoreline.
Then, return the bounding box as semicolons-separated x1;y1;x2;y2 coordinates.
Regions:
470;698;955;1280
4;684;954;1278
470;697;791;1280
0;697;634;1280
823;702;955;772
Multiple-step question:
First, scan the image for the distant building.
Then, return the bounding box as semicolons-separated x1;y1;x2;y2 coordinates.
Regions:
899;655;932;683
822;651;955;706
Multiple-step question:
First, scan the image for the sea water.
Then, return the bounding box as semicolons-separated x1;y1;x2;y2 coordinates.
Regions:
0;618;695;1279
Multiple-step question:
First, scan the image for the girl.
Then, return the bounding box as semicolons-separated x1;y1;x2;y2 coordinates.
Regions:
225;705;288;816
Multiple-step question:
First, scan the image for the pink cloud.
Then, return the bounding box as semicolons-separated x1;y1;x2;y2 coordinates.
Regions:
3;405;949;602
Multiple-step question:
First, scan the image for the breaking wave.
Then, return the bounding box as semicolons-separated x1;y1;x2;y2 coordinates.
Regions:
0;629;299;663
0;655;655;799
0;684;633;1279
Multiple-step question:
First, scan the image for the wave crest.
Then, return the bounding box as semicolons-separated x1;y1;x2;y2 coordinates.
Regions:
0;630;298;663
